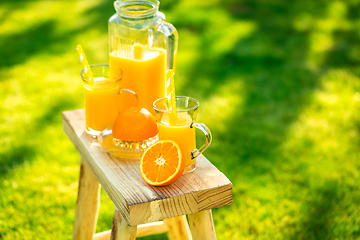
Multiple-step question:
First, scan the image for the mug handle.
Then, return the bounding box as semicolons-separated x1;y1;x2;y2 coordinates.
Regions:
191;122;212;159
118;88;138;106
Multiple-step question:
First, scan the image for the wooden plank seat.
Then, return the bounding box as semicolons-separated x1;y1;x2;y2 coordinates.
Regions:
63;109;233;240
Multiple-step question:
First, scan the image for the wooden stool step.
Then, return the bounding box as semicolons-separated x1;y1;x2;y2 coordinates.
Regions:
93;221;168;240
63;109;233;240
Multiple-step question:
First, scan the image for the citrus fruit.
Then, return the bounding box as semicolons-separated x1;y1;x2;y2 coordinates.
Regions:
140;140;184;186
112;107;158;141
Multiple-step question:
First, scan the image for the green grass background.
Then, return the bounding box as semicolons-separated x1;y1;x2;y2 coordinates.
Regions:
1;0;360;239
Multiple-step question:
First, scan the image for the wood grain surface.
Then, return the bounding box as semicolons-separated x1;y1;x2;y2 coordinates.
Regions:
63;109;232;226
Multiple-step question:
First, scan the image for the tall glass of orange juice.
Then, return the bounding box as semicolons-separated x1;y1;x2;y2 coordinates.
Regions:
153;96;212;173
80;64;137;137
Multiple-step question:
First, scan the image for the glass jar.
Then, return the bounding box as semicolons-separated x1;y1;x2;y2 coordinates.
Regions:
109;0;178;116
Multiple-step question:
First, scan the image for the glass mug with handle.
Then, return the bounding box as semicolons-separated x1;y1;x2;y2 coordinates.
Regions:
80;64;137;137
153;96;212;173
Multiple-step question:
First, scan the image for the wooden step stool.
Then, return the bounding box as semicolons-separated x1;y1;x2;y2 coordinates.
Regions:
63;109;233;240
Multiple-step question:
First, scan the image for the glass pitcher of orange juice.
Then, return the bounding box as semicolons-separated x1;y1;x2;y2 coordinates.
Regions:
109;0;178;116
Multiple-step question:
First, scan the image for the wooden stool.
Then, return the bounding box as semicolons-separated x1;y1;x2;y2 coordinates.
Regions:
63;109;233;240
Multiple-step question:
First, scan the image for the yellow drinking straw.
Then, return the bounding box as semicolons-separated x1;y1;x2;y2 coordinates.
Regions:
166;69;176;111
166;69;177;125
76;44;94;81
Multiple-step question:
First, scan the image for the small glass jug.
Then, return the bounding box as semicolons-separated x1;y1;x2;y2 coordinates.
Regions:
109;0;178;116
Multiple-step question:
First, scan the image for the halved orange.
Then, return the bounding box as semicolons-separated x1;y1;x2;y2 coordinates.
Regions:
140;140;184;186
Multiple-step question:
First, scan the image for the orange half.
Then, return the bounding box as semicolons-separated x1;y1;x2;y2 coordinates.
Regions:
140;140;184;186
112;107;158;141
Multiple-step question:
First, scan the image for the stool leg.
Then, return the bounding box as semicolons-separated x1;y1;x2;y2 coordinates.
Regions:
110;207;137;240
164;215;192;240
72;158;101;240
188;210;217;240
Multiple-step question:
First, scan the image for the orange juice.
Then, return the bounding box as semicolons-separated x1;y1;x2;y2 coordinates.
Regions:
110;46;166;116
84;77;119;131
158;112;196;168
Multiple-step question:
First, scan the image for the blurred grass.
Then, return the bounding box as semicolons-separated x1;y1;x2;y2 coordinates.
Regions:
1;0;360;239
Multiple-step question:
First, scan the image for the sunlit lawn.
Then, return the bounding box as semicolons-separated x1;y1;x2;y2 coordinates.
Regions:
1;0;360;239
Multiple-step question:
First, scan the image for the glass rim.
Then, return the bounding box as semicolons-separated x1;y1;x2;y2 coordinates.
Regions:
115;0;159;19
80;63;123;83
153;96;199;113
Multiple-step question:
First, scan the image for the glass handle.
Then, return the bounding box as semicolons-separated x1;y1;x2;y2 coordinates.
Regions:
118;88;138;107
191;122;212;159
159;21;178;72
